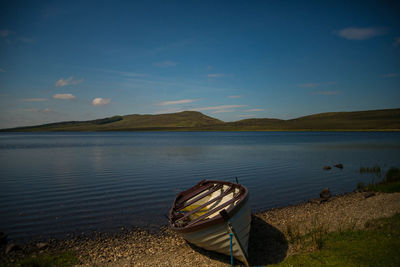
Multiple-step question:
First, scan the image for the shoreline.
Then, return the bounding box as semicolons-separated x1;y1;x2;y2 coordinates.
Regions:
2;190;400;266
2;129;400;132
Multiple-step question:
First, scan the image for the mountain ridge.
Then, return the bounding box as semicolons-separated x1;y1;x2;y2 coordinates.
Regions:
1;109;400;132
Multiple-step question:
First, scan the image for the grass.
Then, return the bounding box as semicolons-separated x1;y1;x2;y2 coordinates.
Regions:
4;251;80;267
360;167;400;193
360;166;382;175
270;213;400;267
2;108;400;132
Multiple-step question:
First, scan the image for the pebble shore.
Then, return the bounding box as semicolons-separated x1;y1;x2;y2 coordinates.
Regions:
1;191;400;266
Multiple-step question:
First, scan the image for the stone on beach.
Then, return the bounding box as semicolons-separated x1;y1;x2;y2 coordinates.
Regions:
320;188;331;199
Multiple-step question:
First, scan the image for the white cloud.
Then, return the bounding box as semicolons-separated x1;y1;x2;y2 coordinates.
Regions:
298;83;320;88
21;98;48;102
158;99;199;106
335;27;386;40
153;61;178;67
245;109;264;112
228;95;242;99
92;98;111;106
313;91;339;95
52;93;76;100
208;73;226;78
54;77;84;87
382;73;399;78
0;29;9;37
193;105;247;111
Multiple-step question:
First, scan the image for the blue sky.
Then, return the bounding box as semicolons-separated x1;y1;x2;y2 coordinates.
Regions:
0;0;399;128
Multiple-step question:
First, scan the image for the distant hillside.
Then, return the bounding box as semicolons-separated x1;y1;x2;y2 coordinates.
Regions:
1;108;400;132
212;108;400;131
2;111;223;132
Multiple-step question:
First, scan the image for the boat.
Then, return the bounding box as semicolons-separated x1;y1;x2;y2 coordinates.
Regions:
169;180;251;264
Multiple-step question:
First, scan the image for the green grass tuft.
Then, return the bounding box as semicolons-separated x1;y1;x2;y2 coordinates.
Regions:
360;166;382;175
10;251;80;267
357;167;400;193
270;213;400;266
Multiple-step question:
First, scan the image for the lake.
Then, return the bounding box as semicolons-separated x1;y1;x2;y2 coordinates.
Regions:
0;131;399;241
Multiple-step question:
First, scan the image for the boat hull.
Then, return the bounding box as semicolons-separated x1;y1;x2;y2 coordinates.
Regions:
169;180;251;263
180;198;251;263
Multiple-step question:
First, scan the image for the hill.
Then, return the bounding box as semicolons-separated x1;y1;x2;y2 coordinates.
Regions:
1;111;223;132
1;108;400;132
212;108;400;131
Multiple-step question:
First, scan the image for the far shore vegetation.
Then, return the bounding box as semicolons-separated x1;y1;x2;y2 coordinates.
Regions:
1;108;400;132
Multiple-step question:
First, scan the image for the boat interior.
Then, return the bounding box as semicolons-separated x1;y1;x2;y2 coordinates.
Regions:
170;181;245;227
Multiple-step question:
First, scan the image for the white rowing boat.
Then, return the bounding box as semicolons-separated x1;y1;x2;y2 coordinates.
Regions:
169;180;251;264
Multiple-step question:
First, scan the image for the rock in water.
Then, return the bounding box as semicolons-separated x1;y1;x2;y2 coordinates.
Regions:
320;188;331;199
334;164;344;169
323;166;331;170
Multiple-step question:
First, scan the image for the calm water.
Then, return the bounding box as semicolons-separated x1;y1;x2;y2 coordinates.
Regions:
1;131;399;241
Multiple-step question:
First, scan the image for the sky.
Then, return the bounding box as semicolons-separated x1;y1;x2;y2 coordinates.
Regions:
0;0;399;128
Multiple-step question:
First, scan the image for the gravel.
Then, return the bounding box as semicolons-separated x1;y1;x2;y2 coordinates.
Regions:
1;191;399;266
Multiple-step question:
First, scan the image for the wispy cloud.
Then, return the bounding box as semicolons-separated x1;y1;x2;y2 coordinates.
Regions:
155;108;184;114
238;114;253;118
153;61;177;67
21;98;48;102
148;39;192;55
0;29;9;37
211;109;235;114
394;37;400;46
207;66;213;70
228;95;242;99
335;27;386;40
245;108;264;112
382;73;399;78
54;77;84;87
21;108;53;113
193;104;247;111
208;73;226;78
313;91;339;95
18;37;35;44
298;83;320;88
0;68;5;72
158;99;200;106
92;98;111;106
52;93;76;100
98;69;147;77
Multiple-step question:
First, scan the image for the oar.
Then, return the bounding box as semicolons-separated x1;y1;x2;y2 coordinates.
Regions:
220;209;250;267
